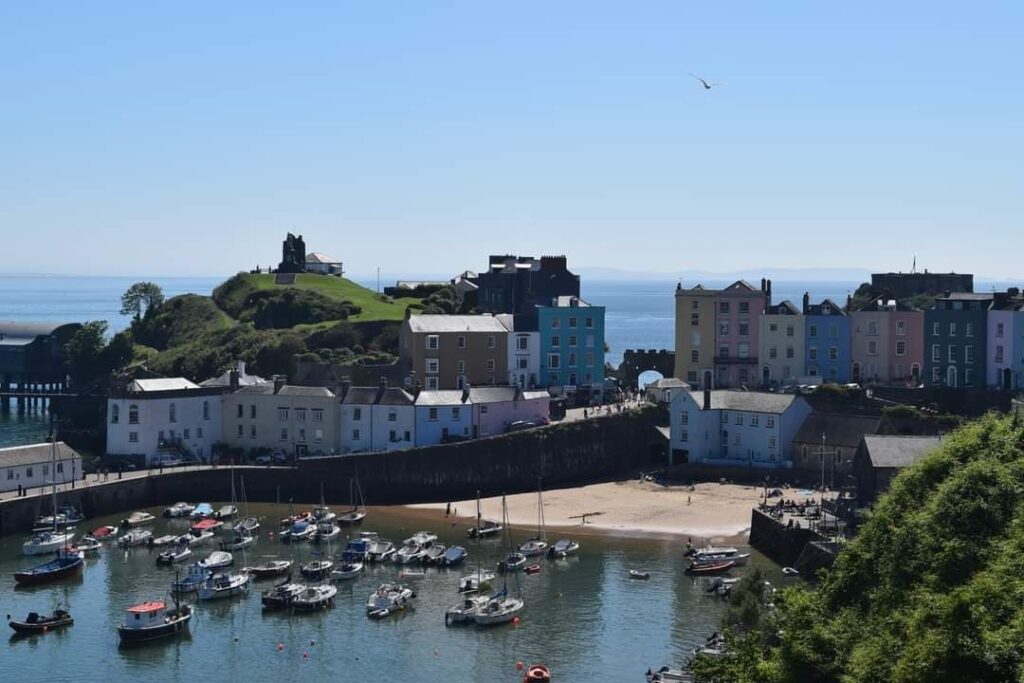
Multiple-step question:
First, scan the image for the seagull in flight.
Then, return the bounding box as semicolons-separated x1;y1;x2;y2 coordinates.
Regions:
689;73;723;90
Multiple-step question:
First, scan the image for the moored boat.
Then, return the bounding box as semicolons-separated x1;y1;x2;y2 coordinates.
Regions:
117;599;191;645
458;569;496;593
120;511;155;528
172;563;211;594
300;559;334;580
198;550;233;569
279;519;314;543
519;538;548;558
185;530;215;547
292;584;337;612
467;518;502;539
34;505;85;530
245;559;293;579
630;569;651;580
214;504;237;520
163;502;194;518
312;520;340;545
14;548;85;586
523;664;552;682
236;516;260;535
190;518;223;534
330;561;363;581
422;544;447;565
91;525;118;540
548;539;580;558
197;571;250;600
366;583;415;618
149;534;179;547
190;503;214;519
261;576;306;608
8;609;74;635
445;594;490;625
220;528;255;551
23;530;76;556
366;536;395;563
117;529;153;548
156;541;192;565
685;559;735;575
499;551;527;573
440;545;468;567
472;592;524;626
73;536;102;554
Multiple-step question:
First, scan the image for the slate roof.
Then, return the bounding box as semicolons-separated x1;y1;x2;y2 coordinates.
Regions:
767;301;801;315
306;252;341;264
794;413;880;448
862;435;943;469
415;390;470;406
341;387;414;405
469;387;521;403
341;387;379;405
0;442;80;468
377;388;416;406
805;299;846;316
129;378;200;392
650;378;689;390
276;385;335;398
687;390;799;414
233;385;275;395
406;315;511;333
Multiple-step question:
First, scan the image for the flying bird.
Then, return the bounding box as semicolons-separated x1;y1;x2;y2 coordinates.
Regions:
689;73;722;90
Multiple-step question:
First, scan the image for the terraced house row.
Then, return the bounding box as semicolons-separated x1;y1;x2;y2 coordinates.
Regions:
674;278;1024;391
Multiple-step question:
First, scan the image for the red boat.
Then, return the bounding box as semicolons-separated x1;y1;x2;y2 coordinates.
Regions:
523;664;551;682
685;559;735;575
524;564;542;575
190;519;223;534
91;525;119;540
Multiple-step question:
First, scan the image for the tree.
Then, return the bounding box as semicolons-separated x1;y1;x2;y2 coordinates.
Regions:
65;321;110;385
120;282;165;320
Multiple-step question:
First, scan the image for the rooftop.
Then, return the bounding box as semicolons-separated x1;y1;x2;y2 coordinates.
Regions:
685;389;800;414
794;413;881;448
0;321;80;347
406;315;511;334
129;378;201;393
0;441;81;468
863;435;943;469
935;292;995;302
276;385;335;398
306;252;341;264
414;390;470;406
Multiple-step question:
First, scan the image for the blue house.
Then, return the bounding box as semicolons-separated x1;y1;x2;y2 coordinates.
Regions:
802;295;850;382
537;296;605;403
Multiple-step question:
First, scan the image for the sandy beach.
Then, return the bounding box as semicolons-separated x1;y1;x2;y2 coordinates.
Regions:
404;480;767;545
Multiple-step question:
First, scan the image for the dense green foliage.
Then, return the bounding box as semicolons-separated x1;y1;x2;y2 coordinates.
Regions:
704;413;1024;682
65;322;133;385
244;288;359;329
130;294;232;349
119;281;165;320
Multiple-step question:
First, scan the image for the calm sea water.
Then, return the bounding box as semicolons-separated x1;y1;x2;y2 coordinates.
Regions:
0;503;787;681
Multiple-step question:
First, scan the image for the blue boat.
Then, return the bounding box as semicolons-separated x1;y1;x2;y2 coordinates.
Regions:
14;549;85;586
340;538;370;563
280;520;314;543
190;503;214;519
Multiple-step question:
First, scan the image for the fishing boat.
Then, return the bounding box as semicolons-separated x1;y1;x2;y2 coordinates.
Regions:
548;539;580;559
629;569;651;580
337;475;366;526
439;546;468;567
23;529;76;556
472;588;525;626
519;477;548;558
185;530;215;547
366;536;396;563
156;540;192;565
261;576;306;608
120;511;155;528
7;609;74;635
74;536;102;554
14;547;85;586
91;525;118;540
117;598;191;645
292;584;337;612
172;563;211;594
279;519;314;543
685;559;735;575
445;594;490;625
467;518;503;539
190;518;223;534
245;559;293;579
163;502;194;518
215;504;237;521
117;529;153;548
341;537;371;562
312;520;341;545
300;558;334;580
34;505;85;530
190;502;214;519
220;528;255;551
366;583;415;618
149;534;179;547
422;544;447;565
198;550;234;569
197;571;250;600
458;569;496;594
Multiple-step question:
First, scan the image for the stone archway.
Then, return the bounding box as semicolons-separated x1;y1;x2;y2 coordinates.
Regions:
616;349;676;388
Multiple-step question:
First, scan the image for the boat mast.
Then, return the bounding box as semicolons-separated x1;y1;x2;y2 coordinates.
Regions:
50;417;58;531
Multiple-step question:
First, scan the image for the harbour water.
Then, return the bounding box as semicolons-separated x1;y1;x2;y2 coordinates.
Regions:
1;503;786;680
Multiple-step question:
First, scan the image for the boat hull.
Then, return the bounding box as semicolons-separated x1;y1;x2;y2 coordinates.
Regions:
9;615;74;634
118;612;191;645
14;556;84;585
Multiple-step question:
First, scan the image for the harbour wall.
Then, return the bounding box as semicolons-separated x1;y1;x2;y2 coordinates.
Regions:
0;410;660;537
747;507;836;577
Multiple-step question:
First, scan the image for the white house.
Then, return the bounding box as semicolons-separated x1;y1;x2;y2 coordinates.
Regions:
221;383;338;458
414;390;474;446
107;378;223;465
502;319;540;390
758;301;805;389
470;387;550;438
0;442;82;493
645;377;689;404
339;385;416;453
669;389;812;468
305;252;344;275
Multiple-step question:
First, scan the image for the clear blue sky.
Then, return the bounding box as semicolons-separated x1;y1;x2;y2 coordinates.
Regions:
1;3;1021;279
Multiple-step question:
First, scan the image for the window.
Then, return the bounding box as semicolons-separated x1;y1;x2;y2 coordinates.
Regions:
517;358;528;369
315;429;323;442
769;323;778;332
965;345;974;364
237;424;244;437
298;429;306;442
718;321;730;336
517;336;529;351
932;322;940;336
26;467;33;477
569;335;577;347
457;335;466;349
203;401;210;421
949;322;957;336
997;322;1005;338
429;407;438;421
828;325;838;338
786;347;794;359
426;359;439;374
456;360;465;375
680;430;689;442
767;416;775;428
487;359;495;371
551;318;560;329
932;344;940;362
197;427;203;438
739;368;749;384
295;408;306;422
111;404;120;424
569;317;578;328
739;302;749;314
828;347;839;361
808;346;818;361
250;425;256;438
965;368;974;385
896;320;907;336
769;436;776;448
551;335;561;348
426;377;439;390
183;428;190;440
996;345;1004;363
280;428;288;441
948;345;956;362
389;430;397;442
278;408;289;421
966;322;974;337
738;322;749;337
932;366;941;383
488;335;495;349
896;341;907;356
312;409;323;422
738;343;750;358
480;405;489;414
426;335;439;350
867;340;878;355
250;404;256;419
352;429;360;440
751;414;760;427
586;317;594;328
586;335;595;348
548;354;560;369
733;433;741;445
687;371;698;383
169;403;177;422
786;325;794;337
388;411;397;422
719;344;729;358
721;412;729;424
568;353;576;367
868;321;879;335
353;408;362;420
404;430;411;442
452;407;461;419
681;411;688;425
734;414;743;425
809;366;819;377
691;313;699;326
809;325;818;338
237;404;243;418
719;302;730;314
691;350;699;363
129;432;139;443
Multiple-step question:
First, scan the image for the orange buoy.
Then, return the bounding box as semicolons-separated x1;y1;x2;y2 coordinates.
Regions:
515;661;524;671
277;643;285;651
513;616;521;625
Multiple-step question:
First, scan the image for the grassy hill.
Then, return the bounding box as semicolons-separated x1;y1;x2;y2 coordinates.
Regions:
214;273;415;322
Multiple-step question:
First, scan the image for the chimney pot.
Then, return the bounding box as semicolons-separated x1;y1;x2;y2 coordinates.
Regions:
703;387;711;411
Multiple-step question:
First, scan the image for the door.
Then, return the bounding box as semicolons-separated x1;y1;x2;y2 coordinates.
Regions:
1003;368;1013;391
852;363;861;383
947;366;958;388
762;366;770;387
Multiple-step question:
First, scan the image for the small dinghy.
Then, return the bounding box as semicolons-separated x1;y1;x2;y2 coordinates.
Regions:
330;561;363;581
629;569;651;580
117;529;152;548
292;584;337;612
91;525;118;540
524;563;542;575
548;539;580;558
261;577;305;608
523;664;552;682
157;541;192;565
198;550;233;570
163;502;194;518
149;534;179;547
8;609;74;635
245;559;293;579
74;536;103;554
120;511;155;528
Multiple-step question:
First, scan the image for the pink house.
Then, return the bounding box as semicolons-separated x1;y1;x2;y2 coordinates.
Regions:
889;308;924;384
469;387;550;438
713;281;768;388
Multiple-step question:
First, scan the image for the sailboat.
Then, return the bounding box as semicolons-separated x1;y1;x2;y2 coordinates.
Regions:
235;475;260;535
474;496;525;626
337;474;366;526
448;491;490;624
498;491;527;573
22;437;76;556
519;477;548;557
312;482;341;544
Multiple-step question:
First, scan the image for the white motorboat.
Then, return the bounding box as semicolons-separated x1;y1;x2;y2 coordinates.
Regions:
395;540;428;565
519;538;549;558
221;529;255;551
198;550;233;569
292;584;337;612
261;579;306;608
313;505;336;524
405;531;438;548
312;521;341;545
246;559;293;580
445;594;490;625
172;563;211;594
548;539;580;558
236;517;260;535
300;559;334;580
185;530;215;547
422;544;447;565
458;570;496;593
214;505;237;520
366;537;395;563
121;511;155;528
330;561;363;581
472;593;524;626
692;547;750;566
366;583;416;617
157;541;192;565
74;536;103;554
117;529;153;548
163;502;194;518
499;551;527;572
197;572;250;600
467;519;503;539
34;505;85;530
23;530;75;556
149;534;179;547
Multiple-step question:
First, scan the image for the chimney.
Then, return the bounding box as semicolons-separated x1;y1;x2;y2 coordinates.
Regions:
237;360;247;376
228;368;240;391
379;376;388;389
760;277;766;294
703;387;711;411
766;279;772;306
340;379;351;400
273;375;286;394
846;294;852;311
802;292;810;314
404;306;412;320
462;381;471;403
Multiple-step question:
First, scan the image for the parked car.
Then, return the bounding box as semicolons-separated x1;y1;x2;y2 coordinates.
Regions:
506;420;543;433
255;453;289;466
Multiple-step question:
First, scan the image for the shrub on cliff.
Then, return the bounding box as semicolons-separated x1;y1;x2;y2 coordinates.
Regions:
131;294;232;350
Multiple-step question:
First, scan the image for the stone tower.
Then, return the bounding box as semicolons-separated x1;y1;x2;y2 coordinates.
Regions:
278;233;307;273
